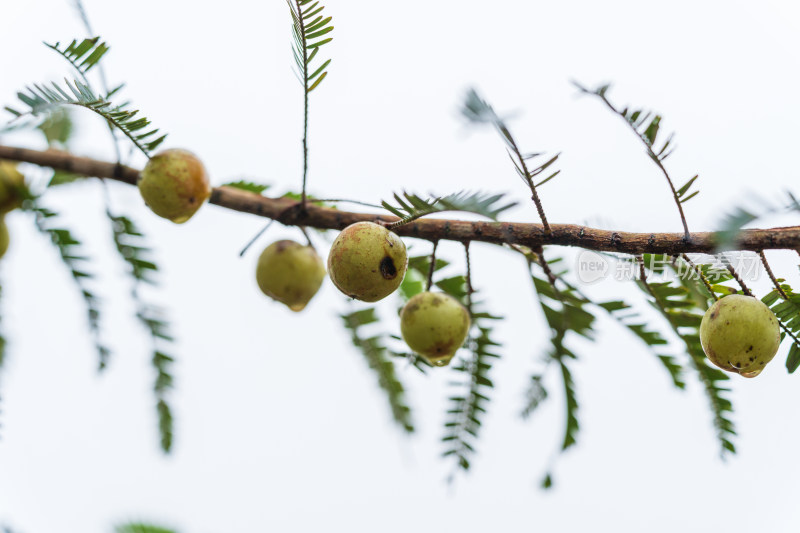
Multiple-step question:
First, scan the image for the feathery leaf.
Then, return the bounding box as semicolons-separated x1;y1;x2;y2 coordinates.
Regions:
5;79;166;156
341;306;415;433
45;37;109;84
27;201;110;370
383;190;516;228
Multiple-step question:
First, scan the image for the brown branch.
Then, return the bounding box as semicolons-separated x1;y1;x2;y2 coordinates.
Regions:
2;144;800;254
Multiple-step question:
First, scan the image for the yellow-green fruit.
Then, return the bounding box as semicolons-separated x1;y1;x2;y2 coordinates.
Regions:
0;217;8;259
256;240;326;312
400;291;471;367
138;149;211;223
0;161;27;213
699;294;780;378
327;221;408;302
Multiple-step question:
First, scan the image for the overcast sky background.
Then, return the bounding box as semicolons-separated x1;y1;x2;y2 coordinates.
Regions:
2;0;800;531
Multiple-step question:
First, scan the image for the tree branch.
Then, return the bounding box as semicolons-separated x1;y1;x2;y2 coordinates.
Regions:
2;144;799;255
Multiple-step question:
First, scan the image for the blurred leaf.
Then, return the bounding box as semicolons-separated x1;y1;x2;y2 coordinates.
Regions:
222;180;270;195
37;107;74;147
341;306;414;432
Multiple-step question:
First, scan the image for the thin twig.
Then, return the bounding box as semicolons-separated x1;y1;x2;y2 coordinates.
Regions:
239;220;276;257
426;240;439;292
680;253;718;301
298;226;313;248
725;263;753;297
503;127;551;235
534;245;559;294
588;90;690;240
758;250;789;300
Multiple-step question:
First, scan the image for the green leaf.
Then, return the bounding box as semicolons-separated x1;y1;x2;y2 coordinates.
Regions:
677;175;699;197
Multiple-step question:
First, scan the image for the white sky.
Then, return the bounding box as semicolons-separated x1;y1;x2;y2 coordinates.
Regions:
2;0;800;531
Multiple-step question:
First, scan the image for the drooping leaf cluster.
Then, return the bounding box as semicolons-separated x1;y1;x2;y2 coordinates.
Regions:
341;307;415;433
27;202;111;369
1;33;177;452
637;254;737;454
108;212;175;452
524;256;593;467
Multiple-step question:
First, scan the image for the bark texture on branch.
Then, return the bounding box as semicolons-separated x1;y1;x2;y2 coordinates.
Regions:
1;144;799;255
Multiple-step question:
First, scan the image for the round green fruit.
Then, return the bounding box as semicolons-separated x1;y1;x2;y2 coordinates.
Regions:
256;240;326;312
400;291;471;367
0;216;8;259
699;294;780;378
327;221;407;302
0;160;27;213
138;149;211;223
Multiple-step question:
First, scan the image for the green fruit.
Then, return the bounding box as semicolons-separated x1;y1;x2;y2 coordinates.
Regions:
699;294;780;378
0;216;8;259
327;221;408;302
400;291;471;367
256;240;326;312
0;160;27;213
138;149;211;223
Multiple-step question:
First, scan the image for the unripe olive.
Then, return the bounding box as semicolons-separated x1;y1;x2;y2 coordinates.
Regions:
138;149;211;223
699;294;781;378
0;161;27;213
0;216;8;259
256;240;326;312
400;291;471;367
327;221;408;302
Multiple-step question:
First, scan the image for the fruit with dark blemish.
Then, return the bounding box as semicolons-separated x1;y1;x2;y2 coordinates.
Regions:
138;149;211;223
400;291;470;367
699;294;780;378
256;240;326;311
327;221;407;302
